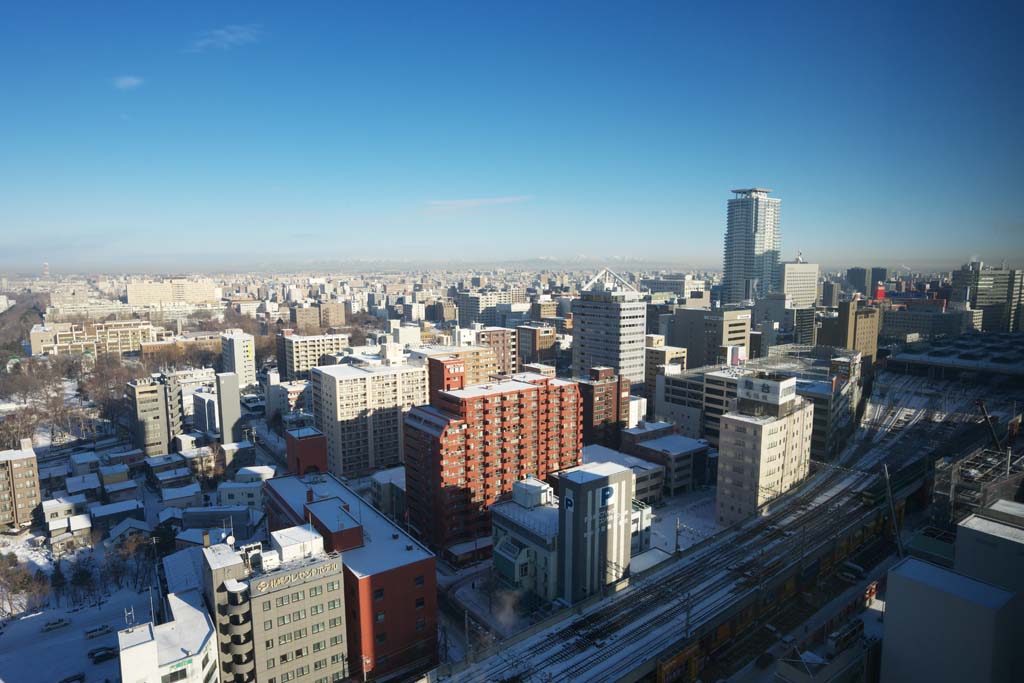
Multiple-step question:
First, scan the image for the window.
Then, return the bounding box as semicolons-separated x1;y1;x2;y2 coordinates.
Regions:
330;635;343;646
416;617;426;631
267;659;276;669
415;597;425;609
264;620;274;631
309;586;323;597
414;575;424;587
278;615;291;626
326;580;340;591
291;590;305;602
330;654;343;665
161;672;187;683
329;617;342;628
373;589;384;601
266;639;275;649
375;611;385;623
310;604;324;616
311;622;324;634
276;595;290;607
313;640;325;652
263;600;272;611
295;647;308;659
315;659;327;671
327;599;341;610
375;633;387;645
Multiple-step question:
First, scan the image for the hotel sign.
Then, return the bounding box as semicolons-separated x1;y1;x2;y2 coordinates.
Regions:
252;560;341;595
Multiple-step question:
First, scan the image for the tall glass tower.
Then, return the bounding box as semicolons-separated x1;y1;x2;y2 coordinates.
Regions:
722;188;781;304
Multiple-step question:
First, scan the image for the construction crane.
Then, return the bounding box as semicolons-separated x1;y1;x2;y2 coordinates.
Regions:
975;399;1003;450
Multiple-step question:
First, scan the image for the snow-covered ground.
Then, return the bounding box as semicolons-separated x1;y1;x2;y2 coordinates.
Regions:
649;488;719;553
0;585;149;683
0;531;53;573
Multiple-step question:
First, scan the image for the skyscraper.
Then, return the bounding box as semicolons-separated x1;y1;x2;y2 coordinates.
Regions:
572;269;647;382
781;259;819;308
722;188;781;303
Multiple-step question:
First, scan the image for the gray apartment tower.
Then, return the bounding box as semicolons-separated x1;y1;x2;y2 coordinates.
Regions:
722;188;781;304
127;376;180;456
216;372;244;443
572;269;647;383
558;462;635;603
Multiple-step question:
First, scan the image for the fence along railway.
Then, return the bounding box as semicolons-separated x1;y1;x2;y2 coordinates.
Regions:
441;372;1019;683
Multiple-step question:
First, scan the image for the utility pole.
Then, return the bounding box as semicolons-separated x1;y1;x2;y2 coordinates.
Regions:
464;609;471;663
675;516;681;553
882;464;904;559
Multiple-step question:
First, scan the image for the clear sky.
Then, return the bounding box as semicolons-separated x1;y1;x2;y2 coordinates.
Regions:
2;2;1022;273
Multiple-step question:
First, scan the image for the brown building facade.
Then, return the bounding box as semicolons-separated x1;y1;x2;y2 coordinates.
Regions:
576;366;631;448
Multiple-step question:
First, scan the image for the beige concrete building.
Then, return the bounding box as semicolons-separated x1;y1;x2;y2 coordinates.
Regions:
457;325;518;375
311;361;428;476
0;439;40;529
780;260;820;308
818;300;880;368
30;320;172;356
407;344;498;387
716;374;813;526
644;340;686;416
278;331;350;381
126;278;218;305
670;307;751;369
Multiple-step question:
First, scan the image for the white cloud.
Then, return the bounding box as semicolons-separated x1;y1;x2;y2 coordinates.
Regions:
189;24;263;52
427;195;532;211
113;75;144;90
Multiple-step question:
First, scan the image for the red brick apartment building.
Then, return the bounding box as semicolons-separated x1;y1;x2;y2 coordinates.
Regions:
264;473;437;681
404;371;583;563
576;366;631;448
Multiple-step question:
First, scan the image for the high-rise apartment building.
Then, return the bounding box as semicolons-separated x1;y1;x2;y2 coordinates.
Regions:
407;344;499;394
127;376;179;456
29;320;172;356
289;305;321;333
311;362;428;476
871;266;889;290
317;300;347;328
221;329;256;389
722;188;781;303
781;260;819;308
572;269;647;383
716;374;813;525
671;307;751;369
951;261;1024;332
278;331;351;381
404;373;583;559
0;439;40;529
576;366;631;448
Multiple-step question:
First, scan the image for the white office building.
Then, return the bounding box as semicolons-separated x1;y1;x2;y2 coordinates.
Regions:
781;259;819;308
722;188;781;303
220;330;256;388
572;269;647;383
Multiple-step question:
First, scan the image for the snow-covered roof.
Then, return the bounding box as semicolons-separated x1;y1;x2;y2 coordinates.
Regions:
90;499;144;519
622;420;673;436
159;507;184;525
236;465;276;482
107;517;152;540
98;463;129;475
104;480;138;493
70;451;98;465
583;445;664;475
65;473;101;493
635;434;709;456
162;546;204;594
155;467;193;483
286;427;322;439
629;547;673;575
162;482;201;502
370;466;406;489
265;473;433;578
68;513;91;532
959;515;1024;544
145;453;185;468
491;499;559;540
0;446;35;463
560;461;629;484
202;543;244;571
154;589;215;667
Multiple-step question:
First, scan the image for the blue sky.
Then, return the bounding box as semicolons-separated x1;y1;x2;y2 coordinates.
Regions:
1;2;1022;273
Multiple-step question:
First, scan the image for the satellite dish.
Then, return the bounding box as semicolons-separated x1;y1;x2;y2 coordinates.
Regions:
226;535;235;546
220;531;227;540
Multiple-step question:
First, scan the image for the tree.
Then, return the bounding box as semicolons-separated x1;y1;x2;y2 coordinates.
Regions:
50;561;67;606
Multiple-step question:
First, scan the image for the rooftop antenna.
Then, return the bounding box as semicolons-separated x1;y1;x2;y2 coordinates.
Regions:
124;606;135;628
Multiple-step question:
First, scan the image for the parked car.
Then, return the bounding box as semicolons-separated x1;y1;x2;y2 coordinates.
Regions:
88;646;117;659
90;649;118;663
55;674;85;683
41;618;70;632
84;624;112;639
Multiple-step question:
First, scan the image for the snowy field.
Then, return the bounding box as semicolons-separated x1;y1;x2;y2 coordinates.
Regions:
649;488;719;553
0;531;53;573
0;586;149;683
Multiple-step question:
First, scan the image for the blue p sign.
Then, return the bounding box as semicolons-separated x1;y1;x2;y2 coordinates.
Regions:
601;485;614;506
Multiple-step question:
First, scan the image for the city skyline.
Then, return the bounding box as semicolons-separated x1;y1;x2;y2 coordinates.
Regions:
2;3;1022;271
